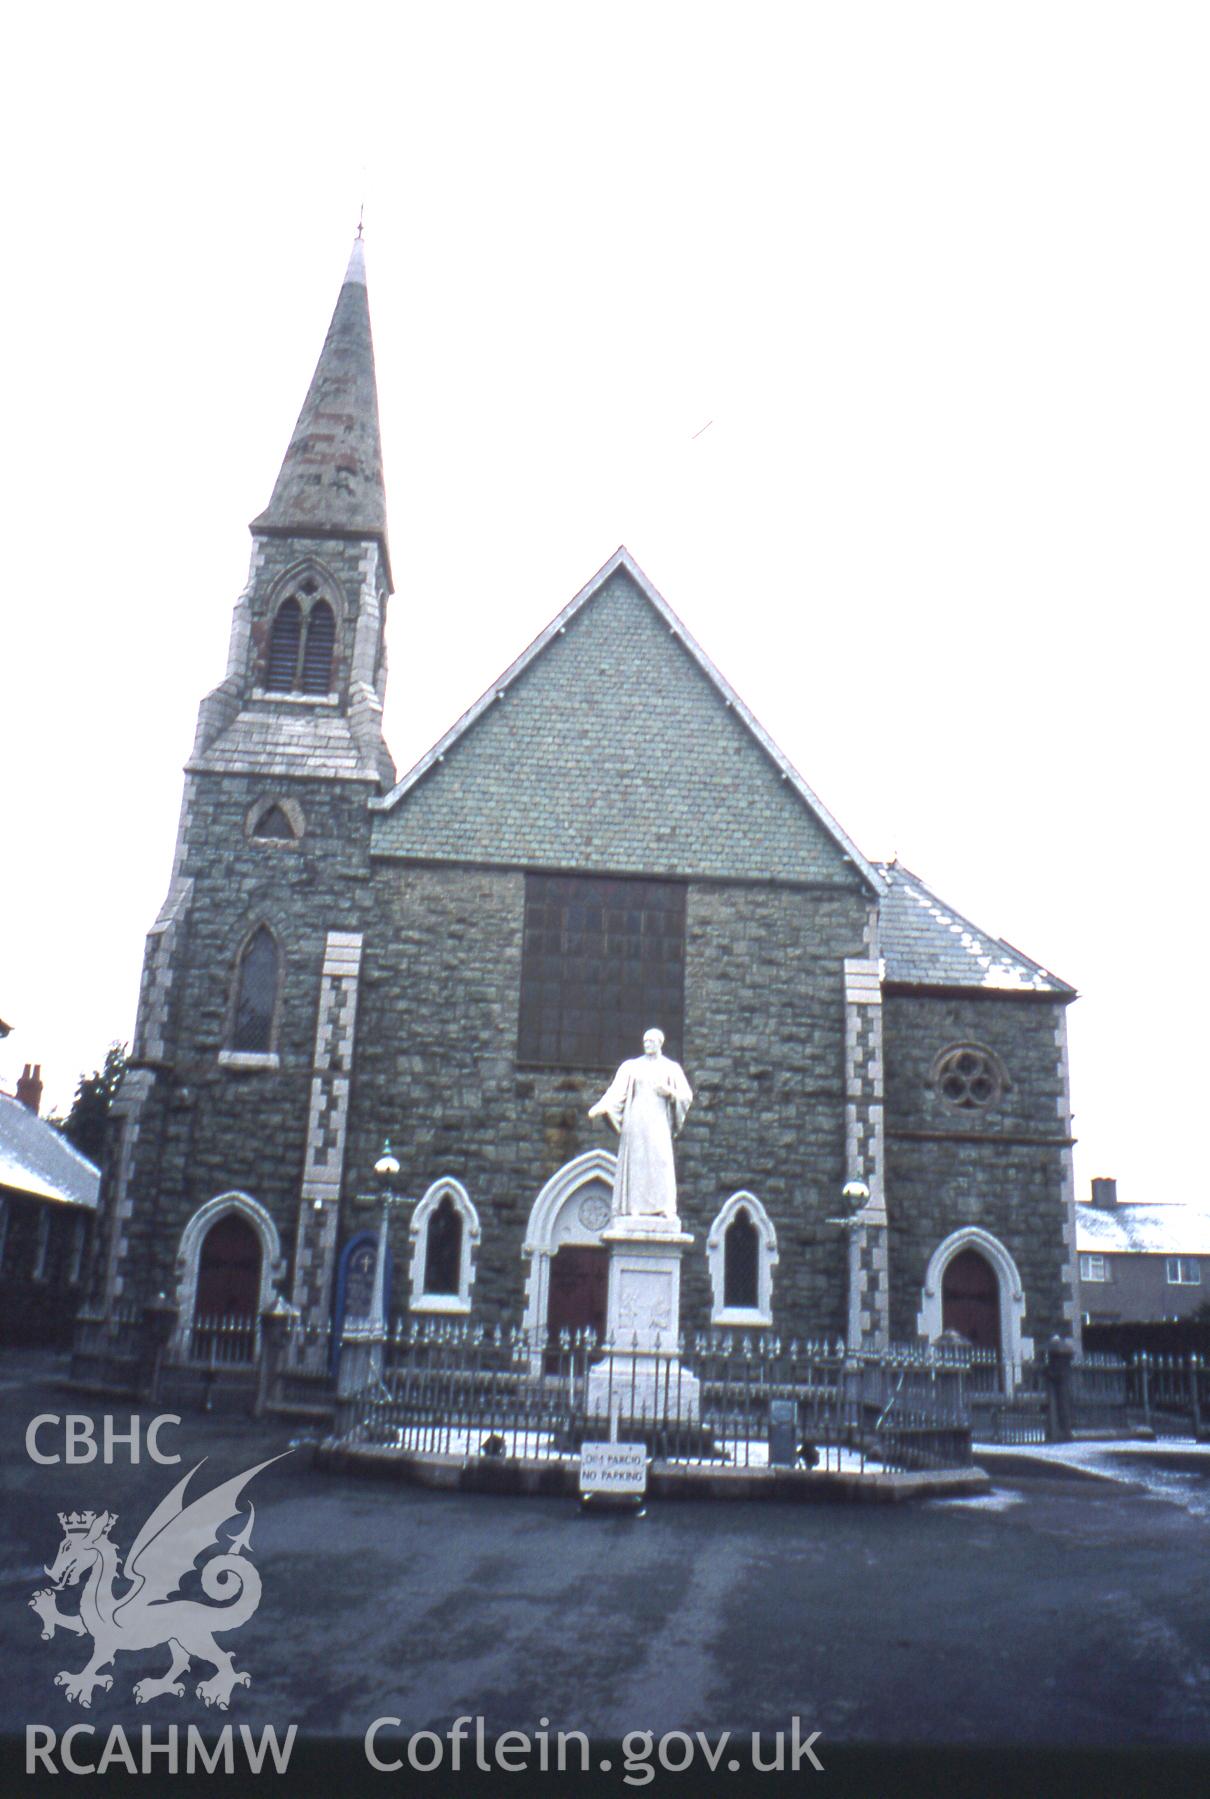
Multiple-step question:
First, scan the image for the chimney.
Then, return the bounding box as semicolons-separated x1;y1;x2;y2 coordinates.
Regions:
16;1063;43;1115
1090;1177;1117;1210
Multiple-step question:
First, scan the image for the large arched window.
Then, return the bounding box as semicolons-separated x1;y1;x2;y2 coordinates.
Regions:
231;926;279;1054
301;600;335;694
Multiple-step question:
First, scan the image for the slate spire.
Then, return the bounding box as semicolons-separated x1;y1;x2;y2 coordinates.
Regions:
251;237;388;570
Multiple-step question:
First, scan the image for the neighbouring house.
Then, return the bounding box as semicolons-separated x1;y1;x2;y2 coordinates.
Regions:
0;1068;99;1346
83;236;1081;1384
1077;1178;1209;1325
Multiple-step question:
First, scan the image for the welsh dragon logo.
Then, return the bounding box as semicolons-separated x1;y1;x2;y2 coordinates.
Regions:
28;1454;286;1711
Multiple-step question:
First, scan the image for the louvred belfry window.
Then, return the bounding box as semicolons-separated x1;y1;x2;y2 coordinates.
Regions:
265;591;336;693
301;601;335;694
266;599;302;690
232;927;279;1052
518;874;686;1070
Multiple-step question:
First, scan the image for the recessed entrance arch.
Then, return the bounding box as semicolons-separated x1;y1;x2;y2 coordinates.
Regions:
196;1213;262;1321
522;1149;617;1361
174;1191;285;1352
917;1226;1033;1389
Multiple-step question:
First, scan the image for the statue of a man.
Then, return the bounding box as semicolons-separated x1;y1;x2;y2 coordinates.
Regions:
588;1028;693;1220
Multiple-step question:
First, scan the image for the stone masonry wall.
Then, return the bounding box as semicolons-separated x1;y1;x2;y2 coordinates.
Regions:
113;771;375;1304
347;864;870;1339
882;990;1076;1346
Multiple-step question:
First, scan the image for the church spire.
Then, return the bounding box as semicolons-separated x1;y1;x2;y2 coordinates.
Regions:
251;238;388;572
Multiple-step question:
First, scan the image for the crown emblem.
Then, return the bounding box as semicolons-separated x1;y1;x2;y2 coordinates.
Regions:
56;1511;114;1539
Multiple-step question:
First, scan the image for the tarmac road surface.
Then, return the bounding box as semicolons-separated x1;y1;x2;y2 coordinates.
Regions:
2;1353;1208;1791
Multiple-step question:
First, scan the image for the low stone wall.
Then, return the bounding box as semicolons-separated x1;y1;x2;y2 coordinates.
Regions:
314;1438;989;1503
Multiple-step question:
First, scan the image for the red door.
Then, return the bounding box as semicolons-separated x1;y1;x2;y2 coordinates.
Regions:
546;1246;609;1369
942;1247;1000;1350
195;1214;261;1320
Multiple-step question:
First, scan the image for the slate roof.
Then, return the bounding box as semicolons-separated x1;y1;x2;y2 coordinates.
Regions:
250;238;390;578
877;862;1074;995
373;548;884;894
1077;1201;1210;1258
187;706;379;781
0;1093;99;1209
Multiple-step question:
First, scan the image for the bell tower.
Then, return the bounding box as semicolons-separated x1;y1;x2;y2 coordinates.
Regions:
91;239;394;1331
192;235;395;788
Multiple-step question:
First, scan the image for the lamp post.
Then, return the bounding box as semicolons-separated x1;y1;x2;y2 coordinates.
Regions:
337;1142;412;1400
367;1141;404;1342
827;1180;870;1356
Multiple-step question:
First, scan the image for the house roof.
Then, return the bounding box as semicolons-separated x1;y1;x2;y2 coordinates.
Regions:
1077;1201;1210;1258
0;1093;99;1209
877;862;1074;995
372;547;884;894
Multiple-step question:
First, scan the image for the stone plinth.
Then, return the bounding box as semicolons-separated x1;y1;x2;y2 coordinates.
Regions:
586;1218;700;1422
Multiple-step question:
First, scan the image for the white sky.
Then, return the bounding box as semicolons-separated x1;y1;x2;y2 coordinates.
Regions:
1;2;1206;1209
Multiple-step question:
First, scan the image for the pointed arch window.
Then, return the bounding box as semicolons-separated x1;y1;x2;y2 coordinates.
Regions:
301;601;335;694
231;927;279;1054
246;796;305;845
409;1178;480;1315
252;804;295;842
266;599;302;691
264;589;337;695
707;1192;779;1327
723;1207;760;1310
423;1195;463;1297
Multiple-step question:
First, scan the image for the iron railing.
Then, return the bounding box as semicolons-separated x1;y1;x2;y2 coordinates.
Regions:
68;1303;1208;1453
338;1322;975;1473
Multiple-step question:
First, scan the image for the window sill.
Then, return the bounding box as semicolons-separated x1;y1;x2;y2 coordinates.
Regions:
218;1050;281;1072
411;1295;471;1316
251;688;339;707
712;1308;771;1329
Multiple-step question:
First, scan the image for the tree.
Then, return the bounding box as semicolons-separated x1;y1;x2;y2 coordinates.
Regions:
52;1043;128;1164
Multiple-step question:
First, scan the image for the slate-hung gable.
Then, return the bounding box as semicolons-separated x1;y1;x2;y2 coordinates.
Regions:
88;239;1080;1383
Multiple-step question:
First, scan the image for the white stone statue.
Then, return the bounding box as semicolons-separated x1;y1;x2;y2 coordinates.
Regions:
588;1028;693;1221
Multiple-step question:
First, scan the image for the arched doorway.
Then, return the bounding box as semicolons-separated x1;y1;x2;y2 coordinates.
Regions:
941;1246;1000;1350
175;1191;284;1365
522;1149;617;1370
194;1213;262;1363
918;1226;1033;1390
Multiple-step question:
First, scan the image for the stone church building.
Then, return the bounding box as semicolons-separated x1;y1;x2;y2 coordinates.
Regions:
88;240;1079;1380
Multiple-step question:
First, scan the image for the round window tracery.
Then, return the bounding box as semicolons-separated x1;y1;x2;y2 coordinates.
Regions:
931;1044;1004;1110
